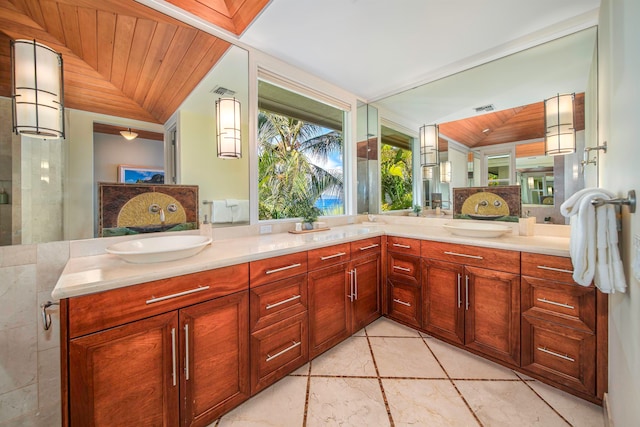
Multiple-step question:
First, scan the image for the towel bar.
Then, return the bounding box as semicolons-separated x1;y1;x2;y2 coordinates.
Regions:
591;190;636;213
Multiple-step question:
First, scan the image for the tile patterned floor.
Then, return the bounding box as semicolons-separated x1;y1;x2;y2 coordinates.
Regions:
212;317;604;426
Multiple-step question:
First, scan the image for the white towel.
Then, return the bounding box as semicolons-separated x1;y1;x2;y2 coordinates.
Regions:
231;200;249;223
211;200;233;223
226;199;239;207
560;188;626;293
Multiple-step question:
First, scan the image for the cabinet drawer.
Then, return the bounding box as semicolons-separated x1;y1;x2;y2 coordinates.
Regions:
351;237;382;257
421;240;520;274
250;252;308;288
521;253;575;283
308;243;351;270
521;276;595;332
250;274;307;331
522;315;595;395
250;313;308;394
388;280;421;327
387;236;421;256
388;252;421;285
68;264;249;338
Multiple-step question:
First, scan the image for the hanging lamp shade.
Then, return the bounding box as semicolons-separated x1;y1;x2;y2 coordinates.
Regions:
120;128;138;141
422;166;433;180
11;39;64;139
440;161;451;183
544;93;575;156
216;97;241;159
420;124;439;167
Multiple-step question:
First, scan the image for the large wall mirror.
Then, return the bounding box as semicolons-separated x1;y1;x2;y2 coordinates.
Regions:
371;26;599;224
0;1;249;247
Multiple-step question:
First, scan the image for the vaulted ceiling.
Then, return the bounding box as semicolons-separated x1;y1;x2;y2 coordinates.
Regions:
0;0;268;124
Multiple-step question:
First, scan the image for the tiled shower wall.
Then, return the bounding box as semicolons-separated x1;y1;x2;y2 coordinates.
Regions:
0;242;67;426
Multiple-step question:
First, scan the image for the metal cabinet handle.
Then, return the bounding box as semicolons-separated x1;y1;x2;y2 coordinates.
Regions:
537;265;574;274
266;295;301;310
537;346;575;362
444;251;483;260
537;298;575;310
457;274;462;308
465;275;469;311
146;286;210;304
393;265;411;272
348;270;354;301
359;243;379;251
393;298;411;307
320;252;346;260
184;323;190;381
353;267;358;300
393;243;411;249
266;263;302;275
171;328;177;387
40;301;59;331
266;341;301;362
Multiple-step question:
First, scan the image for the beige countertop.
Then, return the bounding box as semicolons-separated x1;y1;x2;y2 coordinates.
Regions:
52;222;571;300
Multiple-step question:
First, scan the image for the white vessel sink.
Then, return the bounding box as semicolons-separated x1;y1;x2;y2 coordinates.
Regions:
106;235;212;263
443;222;512;238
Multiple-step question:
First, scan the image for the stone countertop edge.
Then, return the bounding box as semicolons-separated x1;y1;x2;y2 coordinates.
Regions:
52;224;570;300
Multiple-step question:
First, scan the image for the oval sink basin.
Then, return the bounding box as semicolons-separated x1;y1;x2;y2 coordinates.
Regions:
443;222;512;238
106;235;212;263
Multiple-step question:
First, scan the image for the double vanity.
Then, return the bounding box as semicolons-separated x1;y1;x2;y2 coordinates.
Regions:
53;220;607;426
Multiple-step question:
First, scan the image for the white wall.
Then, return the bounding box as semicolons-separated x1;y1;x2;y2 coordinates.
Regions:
598;0;640;424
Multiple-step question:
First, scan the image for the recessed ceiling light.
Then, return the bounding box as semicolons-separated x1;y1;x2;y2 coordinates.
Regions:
482;128;491;133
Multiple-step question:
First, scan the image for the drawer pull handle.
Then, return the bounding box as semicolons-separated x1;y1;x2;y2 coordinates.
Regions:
146;286;210;304
359;243;379;251
170;328;177;387
320;252;347;260
266;340;301;362
444;251;483;260
537;298;575;310
266;295;301;310
393;243;411;249
537;346;575;362
537;265;574;274
393;298;411;307
266;263;302;275
393;265;411;272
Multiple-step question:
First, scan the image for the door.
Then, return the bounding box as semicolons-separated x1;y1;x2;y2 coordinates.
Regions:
422;259;464;345
351;252;381;332
180;291;250;427
464;266;520;366
69;312;180;427
308;262;351;358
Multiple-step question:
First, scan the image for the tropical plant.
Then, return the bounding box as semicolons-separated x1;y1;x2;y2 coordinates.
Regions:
380;144;413;211
257;111;344;220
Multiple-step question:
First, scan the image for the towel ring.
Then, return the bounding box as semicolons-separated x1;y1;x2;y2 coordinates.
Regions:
591;190;636;214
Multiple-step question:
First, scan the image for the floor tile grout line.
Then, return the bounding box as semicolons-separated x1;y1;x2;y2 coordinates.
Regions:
421;335;485;427
365;326;395;426
302;360;312;427
519;375;574;426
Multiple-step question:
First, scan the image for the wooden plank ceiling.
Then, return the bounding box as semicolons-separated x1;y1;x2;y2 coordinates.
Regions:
439;93;585;149
0;0;267;124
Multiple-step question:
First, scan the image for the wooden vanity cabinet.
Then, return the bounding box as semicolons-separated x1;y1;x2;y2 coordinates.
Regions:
386;237;422;327
421;241;521;366
64;264;250;427
350;237;382;332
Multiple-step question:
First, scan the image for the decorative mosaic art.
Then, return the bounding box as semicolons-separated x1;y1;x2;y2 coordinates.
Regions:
453;185;521;222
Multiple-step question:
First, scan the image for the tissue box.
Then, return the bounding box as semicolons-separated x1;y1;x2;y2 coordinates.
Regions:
518;217;536;236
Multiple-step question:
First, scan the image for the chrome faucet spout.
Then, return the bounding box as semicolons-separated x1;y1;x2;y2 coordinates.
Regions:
475;200;488;214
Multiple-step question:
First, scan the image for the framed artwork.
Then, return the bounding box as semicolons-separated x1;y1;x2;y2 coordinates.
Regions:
118;165;165;184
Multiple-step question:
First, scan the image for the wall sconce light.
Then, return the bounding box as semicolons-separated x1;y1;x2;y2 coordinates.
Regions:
527;176;535;188
440;161;451;183
216;97;241;159
420;124;439;167
11;39;65;139
120;128;138;141
544;93;575;156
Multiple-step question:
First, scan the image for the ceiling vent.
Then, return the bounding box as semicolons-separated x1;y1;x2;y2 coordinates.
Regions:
474;104;495;113
211;86;236;96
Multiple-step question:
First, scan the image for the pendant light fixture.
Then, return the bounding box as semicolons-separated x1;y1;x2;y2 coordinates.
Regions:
11;39;65;139
120;128;138;141
216;97;242;159
419;124;439;167
440;161;452;183
544;93;575;156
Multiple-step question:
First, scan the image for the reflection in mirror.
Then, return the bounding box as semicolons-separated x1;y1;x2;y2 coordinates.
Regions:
380;125;413;211
356;103;379;214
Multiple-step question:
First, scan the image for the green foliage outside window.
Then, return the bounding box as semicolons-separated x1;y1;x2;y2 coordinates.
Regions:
380;144;413;211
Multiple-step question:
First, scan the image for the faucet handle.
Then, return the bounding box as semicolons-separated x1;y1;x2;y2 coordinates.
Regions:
149;204;161;214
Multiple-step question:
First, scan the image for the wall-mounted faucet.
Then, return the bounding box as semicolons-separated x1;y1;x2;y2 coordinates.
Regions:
149;204;166;224
475;200;488;214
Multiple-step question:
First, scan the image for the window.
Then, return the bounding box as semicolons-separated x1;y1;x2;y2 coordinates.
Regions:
486;154;511;186
380;125;413;211
257;79;345;220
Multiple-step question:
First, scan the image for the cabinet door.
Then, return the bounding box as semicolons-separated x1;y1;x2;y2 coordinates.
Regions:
180;292;250;427
308;262;351;358
351;252;381;332
422;259;464;345
387;279;421;328
69;312;180;427
464;266;520;366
